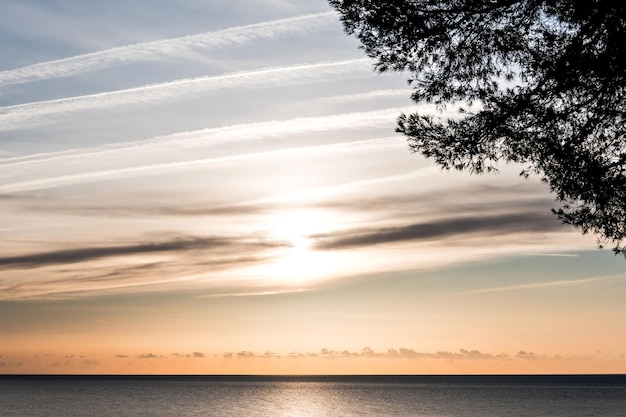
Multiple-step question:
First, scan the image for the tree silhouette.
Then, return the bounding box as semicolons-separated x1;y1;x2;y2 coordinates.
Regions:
329;0;626;256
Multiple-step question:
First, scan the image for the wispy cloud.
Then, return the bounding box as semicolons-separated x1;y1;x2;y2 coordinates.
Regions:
242;176;552;213
313;187;555;215
0;235;280;269
18;200;273;218
1;139;392;192
0;59;374;131
520;252;579;257
241;167;439;206
0;136;406;193
306;89;410;107
463;275;624;295
313;211;566;250
0;254;273;301
1;105;428;193
0;106;411;168
22;184;553;223
16;169;441;218
0;12;338;87
197;288;309;298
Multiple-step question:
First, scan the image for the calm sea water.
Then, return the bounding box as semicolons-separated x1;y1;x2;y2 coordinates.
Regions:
0;375;624;416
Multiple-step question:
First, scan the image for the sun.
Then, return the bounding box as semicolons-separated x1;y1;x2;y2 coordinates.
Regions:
231;208;355;285
262;209;340;283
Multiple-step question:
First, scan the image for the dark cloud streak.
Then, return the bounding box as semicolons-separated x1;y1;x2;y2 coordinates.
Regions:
0;235;282;269
314;212;566;250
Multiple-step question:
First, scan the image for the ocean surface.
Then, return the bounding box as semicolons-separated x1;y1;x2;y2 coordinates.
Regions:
0;375;625;416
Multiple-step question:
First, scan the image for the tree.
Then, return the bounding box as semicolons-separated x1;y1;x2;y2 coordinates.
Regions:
329;0;626;256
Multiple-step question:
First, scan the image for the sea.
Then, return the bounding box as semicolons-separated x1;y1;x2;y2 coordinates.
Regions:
0;375;625;416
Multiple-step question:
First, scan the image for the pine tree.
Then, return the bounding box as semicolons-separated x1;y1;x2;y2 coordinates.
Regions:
330;0;626;255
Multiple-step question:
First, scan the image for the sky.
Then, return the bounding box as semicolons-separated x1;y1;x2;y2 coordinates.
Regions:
1;0;625;375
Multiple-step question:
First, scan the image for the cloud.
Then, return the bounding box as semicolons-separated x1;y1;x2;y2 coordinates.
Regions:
0;136;405;193
170;352;205;358
10;173;552;223
0;59;374;131
310;184;555;216
514;350;574;361
516;351;539;360
313;211;566;250
0;235;280;269
384;348;431;359
197;288;308;298
463;276;622;295
521;252;580;257
305;89;409;107
79;359;100;368
1;103;416;192
0;242;284;300
137;353;161;359
0;361;23;368
317;347;503;360
224;347;509;361
20;200;272;218
235;351;285;359
11;174;436;218
242;167;440;206
0;12;338;87
1;106;406;169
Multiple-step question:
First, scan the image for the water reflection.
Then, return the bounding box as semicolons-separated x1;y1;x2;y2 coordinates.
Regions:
2;375;624;417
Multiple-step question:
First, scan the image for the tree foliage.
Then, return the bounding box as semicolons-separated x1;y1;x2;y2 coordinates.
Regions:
329;0;626;256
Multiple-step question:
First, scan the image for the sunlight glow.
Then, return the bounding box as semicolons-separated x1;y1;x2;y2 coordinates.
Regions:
259;210;344;283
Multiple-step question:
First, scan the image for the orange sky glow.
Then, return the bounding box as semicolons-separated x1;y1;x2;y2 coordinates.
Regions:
1;1;625;375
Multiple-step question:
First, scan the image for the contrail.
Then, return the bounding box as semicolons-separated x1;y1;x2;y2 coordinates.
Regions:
0;12;338;87
0;106;415;171
462;276;620;295
239;167;440;206
0;59;373;132
0;137;405;193
306;89;410;107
